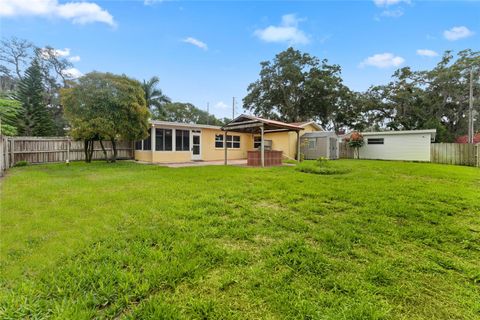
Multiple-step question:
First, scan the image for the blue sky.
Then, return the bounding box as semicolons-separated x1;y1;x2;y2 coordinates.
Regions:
1;0;479;119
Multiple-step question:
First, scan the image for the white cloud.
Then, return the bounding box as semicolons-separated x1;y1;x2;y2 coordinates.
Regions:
62;67;83;78
360;53;405;68
254;14;310;45
39;47;71;59
68;55;81;62
380;9;404;18
182;37;208;50
0;0;115;27
214;101;229;109
416;49;438;57
373;0;409;7
144;0;163;5
443;26;474;41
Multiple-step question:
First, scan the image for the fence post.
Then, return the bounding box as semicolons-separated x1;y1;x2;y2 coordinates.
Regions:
11;138;14;166
66;137;70;164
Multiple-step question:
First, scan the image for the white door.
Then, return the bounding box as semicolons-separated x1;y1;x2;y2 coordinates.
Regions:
191;131;201;160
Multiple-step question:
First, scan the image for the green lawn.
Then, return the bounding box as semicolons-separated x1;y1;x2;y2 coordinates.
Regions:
1;160;479;319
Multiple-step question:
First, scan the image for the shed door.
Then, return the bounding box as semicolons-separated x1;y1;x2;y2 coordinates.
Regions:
329;137;337;159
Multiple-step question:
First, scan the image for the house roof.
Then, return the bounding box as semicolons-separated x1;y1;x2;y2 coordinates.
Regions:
289;121;323;131
302;131;337;138
150;120;222;130
222;114;304;133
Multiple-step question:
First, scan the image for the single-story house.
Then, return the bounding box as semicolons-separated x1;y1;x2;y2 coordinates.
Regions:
134;115;323;164
353;129;437;162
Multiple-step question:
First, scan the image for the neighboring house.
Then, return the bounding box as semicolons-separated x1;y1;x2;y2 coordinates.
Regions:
356;129;437;162
134;116;323;163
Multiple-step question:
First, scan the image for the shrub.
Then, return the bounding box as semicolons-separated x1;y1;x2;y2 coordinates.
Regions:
13;160;28;167
295;161;349;175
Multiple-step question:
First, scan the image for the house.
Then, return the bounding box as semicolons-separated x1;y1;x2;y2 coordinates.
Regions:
354;129;437;162
134;115;323;164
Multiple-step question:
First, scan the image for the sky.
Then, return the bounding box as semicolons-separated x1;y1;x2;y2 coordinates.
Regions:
1;0;479;119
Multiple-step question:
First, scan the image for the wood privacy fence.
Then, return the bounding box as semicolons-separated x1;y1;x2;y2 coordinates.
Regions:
339;142;354;159
430;143;479;167
339;141;479;167
0;136;134;173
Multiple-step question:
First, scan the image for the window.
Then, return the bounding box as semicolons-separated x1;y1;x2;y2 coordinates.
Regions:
367;138;384;145
176;130;190;151
254;137;261;149
215;134;240;149
155;128;172;151
135;134;151;150
215;134;224;148
143;134;151;150
308;139;316;149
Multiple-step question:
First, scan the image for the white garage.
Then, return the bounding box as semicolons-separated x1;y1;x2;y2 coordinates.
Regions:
358;129;436;162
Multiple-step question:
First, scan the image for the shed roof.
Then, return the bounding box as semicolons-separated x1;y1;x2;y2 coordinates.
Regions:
360;129;436;136
222;114;304;133
301;131;338;138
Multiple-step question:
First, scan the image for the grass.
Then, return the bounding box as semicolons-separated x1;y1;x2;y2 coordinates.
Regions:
296;159;350;175
0;160;479;319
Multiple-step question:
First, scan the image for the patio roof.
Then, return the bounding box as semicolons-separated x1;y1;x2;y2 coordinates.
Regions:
221;114;304;133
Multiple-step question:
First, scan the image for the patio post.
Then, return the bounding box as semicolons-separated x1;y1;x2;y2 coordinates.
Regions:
260;125;265;167
151;125;155;159
296;130;301;162
224;131;228;165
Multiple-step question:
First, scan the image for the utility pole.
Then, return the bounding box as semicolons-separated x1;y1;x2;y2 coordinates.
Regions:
232;97;235;120
468;67;474;144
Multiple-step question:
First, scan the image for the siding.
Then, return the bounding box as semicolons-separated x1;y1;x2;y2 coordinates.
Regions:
359;133;432;161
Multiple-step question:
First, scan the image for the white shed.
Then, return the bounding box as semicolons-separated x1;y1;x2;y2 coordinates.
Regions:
358;129;436;162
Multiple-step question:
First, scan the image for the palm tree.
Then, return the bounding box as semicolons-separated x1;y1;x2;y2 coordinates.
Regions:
142;76;171;118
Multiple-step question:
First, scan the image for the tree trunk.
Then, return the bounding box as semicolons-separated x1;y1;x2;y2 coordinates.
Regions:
88;140;95;162
84;140;91;163
110;139;117;163
99;140;109;162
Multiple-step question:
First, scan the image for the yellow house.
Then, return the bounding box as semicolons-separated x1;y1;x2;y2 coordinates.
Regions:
134;115;322;164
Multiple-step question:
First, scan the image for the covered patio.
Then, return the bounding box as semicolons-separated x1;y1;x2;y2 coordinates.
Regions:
221;115;304;167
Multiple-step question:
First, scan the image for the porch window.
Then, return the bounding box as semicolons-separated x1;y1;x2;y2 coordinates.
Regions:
155;128;173;151
143;133;151;150
135;140;143;150
176;130;190;151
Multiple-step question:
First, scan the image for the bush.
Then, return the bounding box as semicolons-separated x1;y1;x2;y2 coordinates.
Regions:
13;160;28;167
295;160;350;175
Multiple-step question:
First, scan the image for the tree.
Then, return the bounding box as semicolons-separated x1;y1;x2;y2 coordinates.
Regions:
359;50;479;142
62;72;150;162
0;37;34;81
15;59;54;136
243;47;348;129
345;132;364;159
158;102;224;125
142;76;170;118
0;96;21;135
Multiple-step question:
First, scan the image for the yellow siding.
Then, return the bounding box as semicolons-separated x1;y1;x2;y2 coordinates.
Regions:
134;127;254;163
201;128;253;161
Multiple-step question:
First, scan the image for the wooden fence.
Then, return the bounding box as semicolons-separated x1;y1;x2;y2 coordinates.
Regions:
339;142;354;159
1;136;134;173
430;143;480;167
